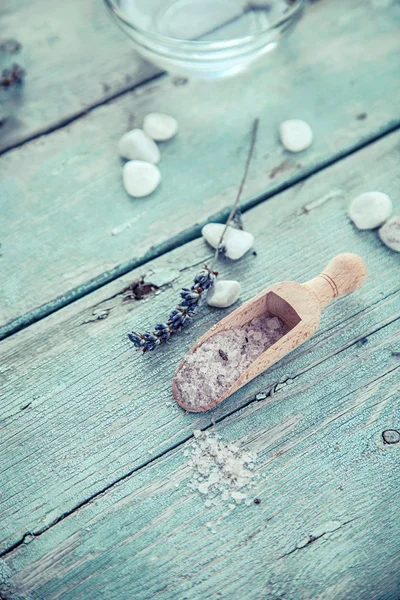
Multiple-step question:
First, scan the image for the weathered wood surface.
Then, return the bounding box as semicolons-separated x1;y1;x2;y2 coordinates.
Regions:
0;302;399;599
0;131;399;559
1;0;400;336
0;0;158;153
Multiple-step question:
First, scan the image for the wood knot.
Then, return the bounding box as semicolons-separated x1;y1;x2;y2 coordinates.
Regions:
382;430;400;445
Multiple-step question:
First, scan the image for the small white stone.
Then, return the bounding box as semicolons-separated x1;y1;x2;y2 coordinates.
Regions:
118;129;160;163
123;161;161;198
143;112;178;141
207;280;241;308
201;223;254;260
348;192;393;230
279;119;313;153
379;216;400;252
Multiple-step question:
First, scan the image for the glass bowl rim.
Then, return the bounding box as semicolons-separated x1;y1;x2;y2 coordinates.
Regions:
104;0;305;50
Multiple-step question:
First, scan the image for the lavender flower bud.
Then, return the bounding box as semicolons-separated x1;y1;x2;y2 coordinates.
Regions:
154;323;171;342
128;331;144;347
142;332;161;352
193;270;215;290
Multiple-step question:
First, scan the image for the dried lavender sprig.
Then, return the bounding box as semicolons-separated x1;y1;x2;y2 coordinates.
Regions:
128;118;259;353
128;267;216;352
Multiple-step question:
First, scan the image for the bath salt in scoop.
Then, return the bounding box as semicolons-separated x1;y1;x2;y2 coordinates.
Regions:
173;254;367;412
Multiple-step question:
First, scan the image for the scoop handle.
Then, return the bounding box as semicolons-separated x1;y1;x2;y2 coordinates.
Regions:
303;253;367;310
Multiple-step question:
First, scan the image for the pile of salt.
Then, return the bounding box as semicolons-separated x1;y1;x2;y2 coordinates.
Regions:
186;430;258;506
175;314;288;411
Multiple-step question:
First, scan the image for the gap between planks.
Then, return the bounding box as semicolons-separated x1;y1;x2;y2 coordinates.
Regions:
1;119;399;343
0;70;165;158
0;308;398;561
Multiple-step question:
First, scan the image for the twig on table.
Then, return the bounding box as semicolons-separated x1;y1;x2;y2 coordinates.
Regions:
210;117;259;270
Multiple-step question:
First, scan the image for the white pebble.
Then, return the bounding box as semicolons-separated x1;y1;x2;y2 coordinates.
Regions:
206;280;241;308
279;119;313;152
143;112;178;141
118;129;160;164
202;223;254;260
379;216;400;252
348;191;392;230
123;161;161;198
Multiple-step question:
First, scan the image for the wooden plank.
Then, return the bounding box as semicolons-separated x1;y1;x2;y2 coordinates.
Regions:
1;0;400;335
0;130;399;555
0;0;159;152
0;324;398;599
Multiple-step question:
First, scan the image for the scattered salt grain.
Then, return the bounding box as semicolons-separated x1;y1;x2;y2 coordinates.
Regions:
185;430;258;508
208;472;220;485
198;482;209;494
175;314;288;411
231;491;247;502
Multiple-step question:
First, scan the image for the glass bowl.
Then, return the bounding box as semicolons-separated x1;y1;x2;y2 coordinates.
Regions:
104;0;305;79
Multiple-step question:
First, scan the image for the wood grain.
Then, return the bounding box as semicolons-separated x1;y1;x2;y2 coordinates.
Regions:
0;0;158;153
0;322;398;599
1;0;400;335
0;130;399;556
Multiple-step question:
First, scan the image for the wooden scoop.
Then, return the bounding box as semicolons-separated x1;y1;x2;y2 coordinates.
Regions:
172;254;367;412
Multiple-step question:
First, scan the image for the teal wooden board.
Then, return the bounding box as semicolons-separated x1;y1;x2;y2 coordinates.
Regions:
0;130;399;555
0;322;398;599
0;0;158;153
1;0;400;336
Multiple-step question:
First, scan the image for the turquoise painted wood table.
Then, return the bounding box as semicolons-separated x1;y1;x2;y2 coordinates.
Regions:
0;1;399;598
